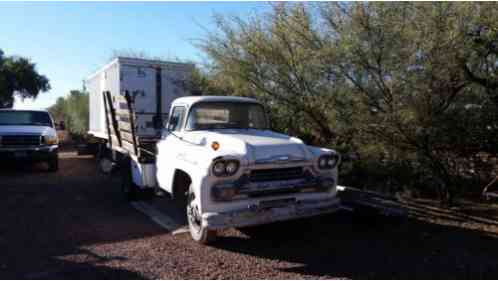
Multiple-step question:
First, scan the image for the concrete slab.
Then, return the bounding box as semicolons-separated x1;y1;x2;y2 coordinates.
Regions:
131;196;188;233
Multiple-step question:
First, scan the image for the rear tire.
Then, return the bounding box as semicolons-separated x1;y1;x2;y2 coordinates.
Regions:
121;158;138;202
47;154;59;172
187;185;216;244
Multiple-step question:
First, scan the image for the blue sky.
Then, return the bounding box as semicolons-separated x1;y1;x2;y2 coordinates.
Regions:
0;2;270;109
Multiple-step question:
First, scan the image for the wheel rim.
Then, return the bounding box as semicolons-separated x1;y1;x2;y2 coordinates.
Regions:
100;158;113;174
187;197;202;233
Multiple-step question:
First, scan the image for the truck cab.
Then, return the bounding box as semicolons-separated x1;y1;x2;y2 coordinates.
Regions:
156;96;340;243
0;109;59;171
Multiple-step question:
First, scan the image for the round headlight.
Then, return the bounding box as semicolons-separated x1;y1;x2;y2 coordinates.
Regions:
213;161;226;176
225;160;239;175
318;156;328;169
318;154;339;170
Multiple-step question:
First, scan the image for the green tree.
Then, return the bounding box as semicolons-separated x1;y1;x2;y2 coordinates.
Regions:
0;49;50;108
199;2;498;204
48;90;89;137
320;2;497;204
199;4;361;148
460;2;498;105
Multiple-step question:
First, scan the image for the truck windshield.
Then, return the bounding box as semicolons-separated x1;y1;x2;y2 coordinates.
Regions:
186;102;268;130
0;111;53;127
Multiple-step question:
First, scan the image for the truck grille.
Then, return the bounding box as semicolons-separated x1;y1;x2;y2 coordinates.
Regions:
1;135;42;146
249;167;304;182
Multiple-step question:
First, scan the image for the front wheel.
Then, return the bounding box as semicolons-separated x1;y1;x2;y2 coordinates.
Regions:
187;185;216;244
47;154;59;172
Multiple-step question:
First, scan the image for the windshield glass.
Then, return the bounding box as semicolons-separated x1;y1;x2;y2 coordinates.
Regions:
0;111;53;127
186;102;268;130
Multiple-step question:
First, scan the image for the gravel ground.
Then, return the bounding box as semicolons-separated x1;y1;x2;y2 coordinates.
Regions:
1;150;498;279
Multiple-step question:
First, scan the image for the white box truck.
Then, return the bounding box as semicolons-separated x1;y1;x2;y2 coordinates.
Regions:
86;57;194;189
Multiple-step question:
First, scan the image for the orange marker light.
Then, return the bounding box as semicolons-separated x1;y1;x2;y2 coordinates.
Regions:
211;141;220;151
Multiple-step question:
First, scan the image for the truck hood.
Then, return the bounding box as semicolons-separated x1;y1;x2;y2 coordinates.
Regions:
0;125;55;136
185;129;312;164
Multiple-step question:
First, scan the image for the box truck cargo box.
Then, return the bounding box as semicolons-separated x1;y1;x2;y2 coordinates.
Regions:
86;57;194;140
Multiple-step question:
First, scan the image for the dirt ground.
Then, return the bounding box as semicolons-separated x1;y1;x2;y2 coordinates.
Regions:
1;149;498;279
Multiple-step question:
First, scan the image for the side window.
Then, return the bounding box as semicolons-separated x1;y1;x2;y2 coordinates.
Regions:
168;106;185;132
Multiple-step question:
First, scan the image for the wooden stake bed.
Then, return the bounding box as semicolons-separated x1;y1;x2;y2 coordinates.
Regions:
103;90;161;163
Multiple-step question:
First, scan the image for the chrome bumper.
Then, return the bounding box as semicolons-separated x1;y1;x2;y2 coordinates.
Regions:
202;197;341;230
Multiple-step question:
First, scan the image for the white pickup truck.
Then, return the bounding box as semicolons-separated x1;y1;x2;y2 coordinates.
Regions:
0;109;59;171
156;96;341;243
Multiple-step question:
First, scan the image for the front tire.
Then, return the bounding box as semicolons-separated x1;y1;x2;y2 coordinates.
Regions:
187;185;216;244
47;154;59;172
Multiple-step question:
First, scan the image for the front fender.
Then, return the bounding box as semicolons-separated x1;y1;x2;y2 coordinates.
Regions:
305;145;341;177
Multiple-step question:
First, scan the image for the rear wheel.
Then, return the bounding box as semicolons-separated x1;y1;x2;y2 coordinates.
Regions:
187;185;216;244
121;158;138;201
96;143;115;174
47;154;59;172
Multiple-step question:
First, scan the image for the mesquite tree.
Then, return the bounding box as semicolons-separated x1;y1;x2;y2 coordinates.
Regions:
0;49;50;108
199;2;498;205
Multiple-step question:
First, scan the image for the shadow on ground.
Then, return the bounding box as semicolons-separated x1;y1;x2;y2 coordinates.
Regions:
0;152;166;279
213;210;498;279
2;149;498;279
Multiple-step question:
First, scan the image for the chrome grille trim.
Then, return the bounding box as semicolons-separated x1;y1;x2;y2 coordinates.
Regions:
249;167;304;182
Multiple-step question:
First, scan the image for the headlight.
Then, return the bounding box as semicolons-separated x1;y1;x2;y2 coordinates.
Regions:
213;161;226;176
225;160;239;176
44;135;58;145
318;154;339;170
212;159;240;177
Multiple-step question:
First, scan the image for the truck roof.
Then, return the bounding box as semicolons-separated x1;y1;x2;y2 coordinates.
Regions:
86;57;195;81
172;96;260;107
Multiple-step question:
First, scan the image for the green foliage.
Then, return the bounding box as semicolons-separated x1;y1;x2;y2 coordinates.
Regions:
198;4;363;148
0;49;50;108
461;2;498;105
199;2;498;204
48;90;89;138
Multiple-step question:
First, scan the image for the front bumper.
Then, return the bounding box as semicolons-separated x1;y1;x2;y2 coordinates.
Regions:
202;197;341;230
212;174;336;201
0;145;58;162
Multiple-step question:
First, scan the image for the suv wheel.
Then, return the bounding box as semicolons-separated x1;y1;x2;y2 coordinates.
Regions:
187;185;216;244
48;154;59;172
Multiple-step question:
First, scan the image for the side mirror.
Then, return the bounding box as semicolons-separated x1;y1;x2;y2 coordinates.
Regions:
55;121;65;130
167;116;179;131
153;115;163;129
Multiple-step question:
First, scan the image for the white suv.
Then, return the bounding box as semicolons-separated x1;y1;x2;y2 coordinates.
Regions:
0;109;59;172
156;96;340;243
